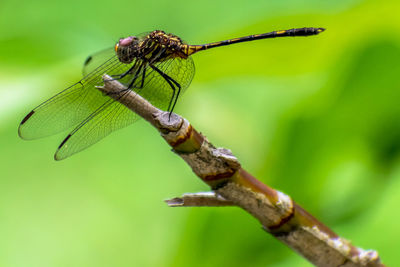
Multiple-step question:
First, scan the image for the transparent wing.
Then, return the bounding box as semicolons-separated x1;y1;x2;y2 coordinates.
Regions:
82;47;116;76
55;56;195;160
54;94;139;160
18;52;125;140
139;56;195;110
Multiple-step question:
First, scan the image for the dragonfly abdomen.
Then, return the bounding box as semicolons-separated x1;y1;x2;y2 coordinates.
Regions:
183;27;325;56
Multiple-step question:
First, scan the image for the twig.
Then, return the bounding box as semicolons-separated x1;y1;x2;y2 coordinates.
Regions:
165;192;234;207
98;75;384;267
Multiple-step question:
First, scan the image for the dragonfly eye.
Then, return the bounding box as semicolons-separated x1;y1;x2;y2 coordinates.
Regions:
119;36;136;47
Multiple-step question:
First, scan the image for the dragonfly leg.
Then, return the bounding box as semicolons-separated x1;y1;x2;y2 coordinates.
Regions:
170;81;181;116
124;47;162;88
127;63;144;89
104;65;143;97
105;62;146;99
150;64;181;116
136;62;147;89
111;60;140;80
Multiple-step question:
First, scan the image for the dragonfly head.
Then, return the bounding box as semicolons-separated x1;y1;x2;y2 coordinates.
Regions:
115;36;140;63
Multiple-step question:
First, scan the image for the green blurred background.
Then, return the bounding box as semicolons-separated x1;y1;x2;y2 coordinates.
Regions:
1;0;399;266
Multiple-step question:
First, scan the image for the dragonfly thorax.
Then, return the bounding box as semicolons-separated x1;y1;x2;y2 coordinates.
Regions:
148;30;184;51
115;30;188;64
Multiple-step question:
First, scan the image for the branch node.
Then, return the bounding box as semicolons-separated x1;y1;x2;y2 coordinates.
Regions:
153;111;183;133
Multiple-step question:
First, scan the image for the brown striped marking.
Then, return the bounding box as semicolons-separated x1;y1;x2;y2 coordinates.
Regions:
267;206;295;233
168;124;193;148
203;169;236;181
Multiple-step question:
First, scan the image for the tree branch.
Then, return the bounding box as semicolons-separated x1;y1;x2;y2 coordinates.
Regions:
97;75;384;267
165;192;234;207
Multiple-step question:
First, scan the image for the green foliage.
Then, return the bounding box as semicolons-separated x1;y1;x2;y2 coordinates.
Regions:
1;0;399;266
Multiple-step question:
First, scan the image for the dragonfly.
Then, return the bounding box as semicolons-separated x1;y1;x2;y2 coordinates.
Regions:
18;27;325;160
